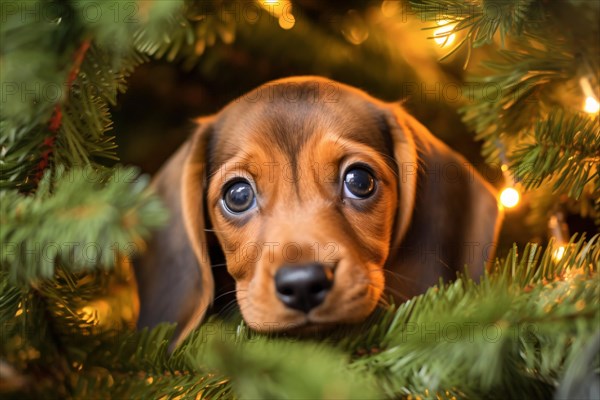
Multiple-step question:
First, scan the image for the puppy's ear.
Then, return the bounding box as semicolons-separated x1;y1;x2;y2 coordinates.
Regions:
381;105;502;299
134;118;214;350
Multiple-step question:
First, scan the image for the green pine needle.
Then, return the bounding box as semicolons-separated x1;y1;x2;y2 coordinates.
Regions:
510;110;600;199
0;166;167;283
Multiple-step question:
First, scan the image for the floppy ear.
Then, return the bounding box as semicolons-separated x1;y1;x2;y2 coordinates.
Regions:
134;118;214;350
381;105;503;300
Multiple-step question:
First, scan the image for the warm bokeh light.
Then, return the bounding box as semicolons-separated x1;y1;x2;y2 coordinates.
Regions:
279;14;295;30
553;245;566;261
433;20;456;47
341;10;369;45
500;187;520;208
583;96;600;114
259;0;291;18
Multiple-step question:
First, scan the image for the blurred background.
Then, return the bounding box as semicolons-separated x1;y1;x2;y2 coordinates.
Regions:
111;0;596;255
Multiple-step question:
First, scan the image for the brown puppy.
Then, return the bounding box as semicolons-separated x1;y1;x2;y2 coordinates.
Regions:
134;77;502;348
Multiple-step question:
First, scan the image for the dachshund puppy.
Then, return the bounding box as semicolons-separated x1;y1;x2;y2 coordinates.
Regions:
134;77;502;348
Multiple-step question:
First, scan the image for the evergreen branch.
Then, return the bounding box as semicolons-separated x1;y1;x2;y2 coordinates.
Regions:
510;110;600;199
459;41;574;163
202;336;383;399
410;0;543;60
0;167;167;283
32;39;92;186
3;235;597;398
0;1;183;190
133;1;235;70
347;235;599;398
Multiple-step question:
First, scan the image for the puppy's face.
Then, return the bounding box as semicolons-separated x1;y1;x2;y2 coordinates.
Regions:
205;82;398;332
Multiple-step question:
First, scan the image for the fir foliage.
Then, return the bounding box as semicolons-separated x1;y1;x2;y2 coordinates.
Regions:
411;0;542;59
413;0;600;230
2;235;597;398
1;1;599;399
0;166;167;283
510;110;600;199
0;0;183;190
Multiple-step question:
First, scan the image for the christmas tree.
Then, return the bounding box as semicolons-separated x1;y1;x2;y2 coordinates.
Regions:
1;1;598;398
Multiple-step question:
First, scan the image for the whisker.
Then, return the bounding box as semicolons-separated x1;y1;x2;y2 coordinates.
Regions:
381;268;422;285
213;289;242;303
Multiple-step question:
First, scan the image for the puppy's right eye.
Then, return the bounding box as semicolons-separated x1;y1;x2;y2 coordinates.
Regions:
223;181;256;213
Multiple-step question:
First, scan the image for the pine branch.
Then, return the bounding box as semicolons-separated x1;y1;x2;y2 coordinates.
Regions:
459;40;575;163
0;1;183;190
134;1;236;70
510;110;600;199
3;235;597;398
410;0;543;62
0;167;167;283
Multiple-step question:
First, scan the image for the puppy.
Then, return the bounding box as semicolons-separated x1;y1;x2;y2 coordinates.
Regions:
134;77;502;348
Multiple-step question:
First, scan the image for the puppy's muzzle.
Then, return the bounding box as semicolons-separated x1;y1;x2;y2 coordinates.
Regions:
274;263;334;313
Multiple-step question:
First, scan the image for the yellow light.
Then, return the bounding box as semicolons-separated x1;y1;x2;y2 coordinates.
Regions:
499;187;520;208
553;245;566;261
433;20;456;47
583;96;600;114
259;0;291;18
278;14;295;30
341;10;369;45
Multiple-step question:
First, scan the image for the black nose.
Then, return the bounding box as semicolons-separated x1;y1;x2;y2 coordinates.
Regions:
274;263;334;313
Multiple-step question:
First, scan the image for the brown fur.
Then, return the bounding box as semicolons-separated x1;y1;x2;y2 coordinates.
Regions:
134;77;502;349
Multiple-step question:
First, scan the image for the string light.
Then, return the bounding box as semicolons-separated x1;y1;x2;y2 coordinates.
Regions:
495;139;521;210
548;212;569;261
499;163;520;209
579;77;599;114
499;187;520;208
583;96;600;114
259;0;295;29
553;245;566;261
278;14;295;30
433;20;456;47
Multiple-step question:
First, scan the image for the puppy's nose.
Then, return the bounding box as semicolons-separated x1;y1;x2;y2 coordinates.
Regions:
274;264;333;313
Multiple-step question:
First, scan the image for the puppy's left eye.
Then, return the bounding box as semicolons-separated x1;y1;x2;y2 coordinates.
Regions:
343;167;375;199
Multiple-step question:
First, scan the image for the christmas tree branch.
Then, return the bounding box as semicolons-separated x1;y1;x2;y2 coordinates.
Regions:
0;0;183;190
510;110;600;199
410;0;543;63
0;167;167;283
36;235;596;399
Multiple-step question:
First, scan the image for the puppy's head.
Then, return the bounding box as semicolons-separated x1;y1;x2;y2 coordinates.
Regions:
203;79;406;332
135;77;500;348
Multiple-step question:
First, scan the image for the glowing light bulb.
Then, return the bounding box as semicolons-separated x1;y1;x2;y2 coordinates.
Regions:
259;0;291;18
278;14;295;30
579;77;599;114
500;187;520;208
553;245;566;261
583;96;600;114
433;20;456;47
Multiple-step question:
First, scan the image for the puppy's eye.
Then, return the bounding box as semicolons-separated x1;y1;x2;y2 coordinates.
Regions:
343;167;375;199
223;181;256;213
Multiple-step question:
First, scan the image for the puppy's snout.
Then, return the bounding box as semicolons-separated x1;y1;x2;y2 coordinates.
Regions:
274;264;333;313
